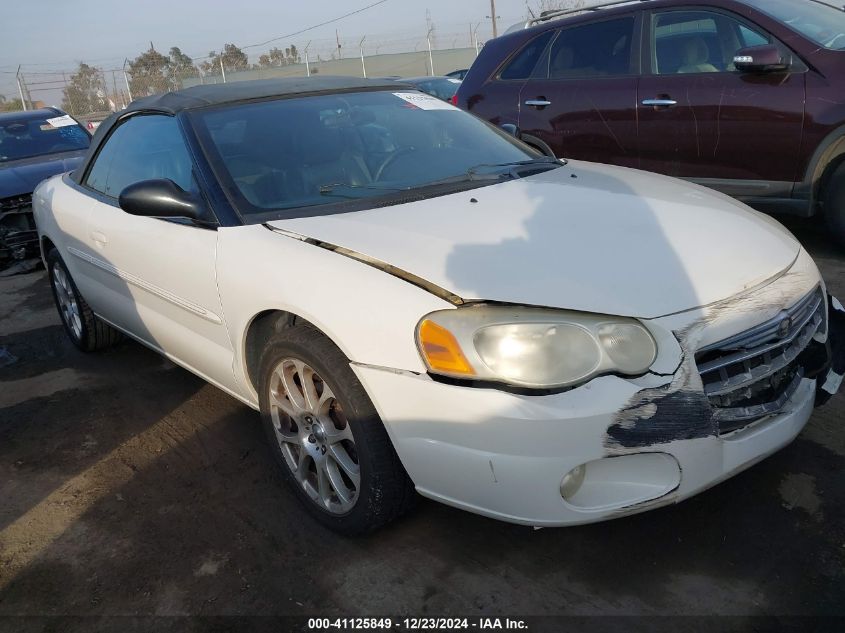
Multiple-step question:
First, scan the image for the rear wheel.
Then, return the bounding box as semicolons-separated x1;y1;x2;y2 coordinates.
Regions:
46;248;122;352
258;324;416;534
823;162;845;248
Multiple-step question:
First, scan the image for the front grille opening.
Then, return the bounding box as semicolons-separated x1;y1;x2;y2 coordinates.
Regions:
695;287;824;434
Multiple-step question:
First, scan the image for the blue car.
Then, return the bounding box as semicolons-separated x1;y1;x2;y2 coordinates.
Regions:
0;107;90;266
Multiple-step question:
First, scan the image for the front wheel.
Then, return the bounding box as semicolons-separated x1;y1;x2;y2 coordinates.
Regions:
258;324;416;534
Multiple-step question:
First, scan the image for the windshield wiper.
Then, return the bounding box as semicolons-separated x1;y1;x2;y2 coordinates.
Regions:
318;158;563;198
466;157;564;177
417;157;564;189
319;182;408;198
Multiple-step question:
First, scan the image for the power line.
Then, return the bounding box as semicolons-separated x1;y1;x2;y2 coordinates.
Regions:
189;0;391;60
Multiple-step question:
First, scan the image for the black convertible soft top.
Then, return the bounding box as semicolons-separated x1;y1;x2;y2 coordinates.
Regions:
71;76;408;183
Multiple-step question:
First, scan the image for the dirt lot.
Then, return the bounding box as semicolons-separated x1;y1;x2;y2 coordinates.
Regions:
0;217;843;630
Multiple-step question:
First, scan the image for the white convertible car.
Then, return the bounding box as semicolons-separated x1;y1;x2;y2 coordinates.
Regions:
33;77;844;534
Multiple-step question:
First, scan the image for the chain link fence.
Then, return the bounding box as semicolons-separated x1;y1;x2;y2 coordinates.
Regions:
4;25;489;125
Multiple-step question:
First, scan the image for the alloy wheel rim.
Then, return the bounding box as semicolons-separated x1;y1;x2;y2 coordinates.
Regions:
52;265;82;340
268;358;360;514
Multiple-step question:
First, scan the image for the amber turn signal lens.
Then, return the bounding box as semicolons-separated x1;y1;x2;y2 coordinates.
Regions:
418;319;475;376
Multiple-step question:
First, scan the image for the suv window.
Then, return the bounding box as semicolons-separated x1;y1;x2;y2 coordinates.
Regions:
743;0;845;51
500;31;554;80
547;17;635;79
652;10;771;75
86;114;193;198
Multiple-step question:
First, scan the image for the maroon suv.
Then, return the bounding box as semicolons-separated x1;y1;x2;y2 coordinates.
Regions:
457;0;845;244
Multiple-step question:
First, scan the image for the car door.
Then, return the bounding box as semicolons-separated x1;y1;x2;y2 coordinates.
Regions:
637;8;806;198
464;30;555;132
517;14;641;168
78;113;237;393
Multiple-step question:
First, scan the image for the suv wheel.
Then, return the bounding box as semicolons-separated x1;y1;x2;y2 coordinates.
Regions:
824;162;845;248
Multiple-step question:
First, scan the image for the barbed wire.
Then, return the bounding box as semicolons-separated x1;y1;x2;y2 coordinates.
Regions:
0;5;530;116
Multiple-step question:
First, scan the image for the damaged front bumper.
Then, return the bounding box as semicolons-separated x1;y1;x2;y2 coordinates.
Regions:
352;254;842;527
352;361;819;527
816;295;845;406
0;193;38;266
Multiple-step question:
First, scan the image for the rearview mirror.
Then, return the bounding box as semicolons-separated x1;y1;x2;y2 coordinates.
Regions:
118;179;207;222
733;45;790;73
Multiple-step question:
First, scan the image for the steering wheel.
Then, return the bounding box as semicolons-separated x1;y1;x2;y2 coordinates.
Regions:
374;147;417;181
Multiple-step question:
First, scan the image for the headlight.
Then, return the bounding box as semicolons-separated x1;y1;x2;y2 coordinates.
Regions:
416;306;657;389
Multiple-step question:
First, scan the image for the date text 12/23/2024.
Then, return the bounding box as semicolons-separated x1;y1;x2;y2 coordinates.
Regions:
308;617;529;630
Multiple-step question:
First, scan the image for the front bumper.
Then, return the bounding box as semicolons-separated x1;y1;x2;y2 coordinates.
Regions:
817;295;845;406
353;364;817;527
352;290;843;528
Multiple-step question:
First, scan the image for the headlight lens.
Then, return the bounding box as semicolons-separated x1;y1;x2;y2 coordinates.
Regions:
416;306;657;389
474;323;601;386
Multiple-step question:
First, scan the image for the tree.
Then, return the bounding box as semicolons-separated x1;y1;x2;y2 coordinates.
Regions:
257;45;301;68
169;47;198;86
526;0;584;17
0;95;24;112
128;47;171;97
201;43;249;75
62;63;106;115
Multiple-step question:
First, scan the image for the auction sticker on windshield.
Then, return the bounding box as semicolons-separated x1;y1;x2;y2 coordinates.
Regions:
45;115;78;128
392;92;459;110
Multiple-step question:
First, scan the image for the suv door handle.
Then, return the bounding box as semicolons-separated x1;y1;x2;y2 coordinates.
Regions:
642;99;678;107
525;99;552;107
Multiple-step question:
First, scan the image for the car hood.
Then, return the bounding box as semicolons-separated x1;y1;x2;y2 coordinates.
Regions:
0;151;85;199
267;161;801;319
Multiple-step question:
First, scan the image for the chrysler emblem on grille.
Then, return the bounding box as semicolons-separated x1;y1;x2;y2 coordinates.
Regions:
777;316;794;339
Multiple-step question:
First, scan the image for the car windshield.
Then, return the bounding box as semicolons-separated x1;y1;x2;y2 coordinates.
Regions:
0;113;90;163
744;0;845;50
190;90;553;220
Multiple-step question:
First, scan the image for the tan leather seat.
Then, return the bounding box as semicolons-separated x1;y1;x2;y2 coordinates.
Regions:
677;37;719;74
550;45;597;78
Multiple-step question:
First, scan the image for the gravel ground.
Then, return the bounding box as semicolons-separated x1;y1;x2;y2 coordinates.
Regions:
0;216;843;631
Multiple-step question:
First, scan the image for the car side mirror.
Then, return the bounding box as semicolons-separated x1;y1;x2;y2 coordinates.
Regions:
118;179;208;222
733;45;790;73
500;123;520;138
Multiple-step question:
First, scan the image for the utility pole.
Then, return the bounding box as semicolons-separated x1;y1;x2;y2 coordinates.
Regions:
488;0;499;38
123;59;133;102
336;29;342;59
359;36;367;78
304;41;312;77
473;22;482;56
16;66;27;110
426;27;435;76
220;57;227;83
111;70;117;109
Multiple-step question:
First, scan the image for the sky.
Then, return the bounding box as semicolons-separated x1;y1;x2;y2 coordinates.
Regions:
0;0;535;103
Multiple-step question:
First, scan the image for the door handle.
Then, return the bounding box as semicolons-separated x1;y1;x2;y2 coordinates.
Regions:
642;99;678;107
91;231;108;245
525;99;552;107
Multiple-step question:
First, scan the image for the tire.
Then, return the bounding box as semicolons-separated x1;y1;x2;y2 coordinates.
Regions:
46;248;122;352
257;324;416;535
824;162;845;248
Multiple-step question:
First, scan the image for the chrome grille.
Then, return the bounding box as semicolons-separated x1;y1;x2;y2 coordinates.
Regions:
695;287;825;433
